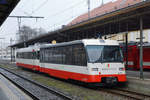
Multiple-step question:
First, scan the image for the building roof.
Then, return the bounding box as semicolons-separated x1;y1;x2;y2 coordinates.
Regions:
0;0;20;26
68;0;142;26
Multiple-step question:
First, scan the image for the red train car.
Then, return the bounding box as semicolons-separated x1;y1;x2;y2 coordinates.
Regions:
124;44;150;70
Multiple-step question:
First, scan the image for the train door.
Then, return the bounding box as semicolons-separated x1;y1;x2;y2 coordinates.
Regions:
127;46;135;69
37;51;41;71
34;50;40;71
143;46;150;69
32;51;36;70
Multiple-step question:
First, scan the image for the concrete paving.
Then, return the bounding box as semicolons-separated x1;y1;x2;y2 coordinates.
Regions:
0;88;9;100
0;74;33;100
126;70;150;79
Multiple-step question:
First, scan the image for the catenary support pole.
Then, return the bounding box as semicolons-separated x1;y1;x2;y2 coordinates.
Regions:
87;0;90;19
9;16;44;48
125;22;128;69
125;32;128;69
11;47;13;62
140;16;143;79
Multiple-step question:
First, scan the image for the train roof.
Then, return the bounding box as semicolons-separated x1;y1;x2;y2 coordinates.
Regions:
17;43;51;52
41;39;119;49
16;46;39;53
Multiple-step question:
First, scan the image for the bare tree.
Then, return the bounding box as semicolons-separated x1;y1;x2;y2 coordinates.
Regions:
16;25;46;43
36;27;47;36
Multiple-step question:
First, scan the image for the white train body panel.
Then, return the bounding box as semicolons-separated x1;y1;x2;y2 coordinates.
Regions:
88;63;125;75
40;63;89;75
16;58;39;66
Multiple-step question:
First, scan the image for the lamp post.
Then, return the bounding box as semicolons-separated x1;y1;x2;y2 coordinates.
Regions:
0;38;5;59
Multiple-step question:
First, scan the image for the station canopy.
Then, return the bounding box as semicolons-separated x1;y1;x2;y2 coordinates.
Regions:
0;0;20;26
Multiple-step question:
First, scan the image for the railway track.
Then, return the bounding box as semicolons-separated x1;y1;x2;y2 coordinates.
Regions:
0;67;73;100
1;62;150;100
101;88;150;100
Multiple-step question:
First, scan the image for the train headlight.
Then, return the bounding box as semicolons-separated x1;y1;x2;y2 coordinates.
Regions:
119;68;125;71
92;68;98;71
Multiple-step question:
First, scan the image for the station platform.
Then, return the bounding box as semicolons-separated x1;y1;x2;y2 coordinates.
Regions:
0;60;150;97
123;70;150;96
0;74;32;100
126;70;150;79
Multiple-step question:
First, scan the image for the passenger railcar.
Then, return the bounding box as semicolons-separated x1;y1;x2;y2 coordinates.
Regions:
16;39;127;85
124;43;150;70
16;45;40;71
16;44;50;71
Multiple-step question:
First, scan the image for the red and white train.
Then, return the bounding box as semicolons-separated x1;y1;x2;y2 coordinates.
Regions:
124;43;150;70
16;39;127;85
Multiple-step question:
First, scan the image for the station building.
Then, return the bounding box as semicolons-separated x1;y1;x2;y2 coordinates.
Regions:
68;0;142;26
68;0;149;44
102;29;150;43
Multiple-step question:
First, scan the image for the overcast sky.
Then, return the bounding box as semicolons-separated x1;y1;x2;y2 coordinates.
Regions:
0;0;113;46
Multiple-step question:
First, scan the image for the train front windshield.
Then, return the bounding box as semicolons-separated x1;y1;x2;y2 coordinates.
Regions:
86;45;123;63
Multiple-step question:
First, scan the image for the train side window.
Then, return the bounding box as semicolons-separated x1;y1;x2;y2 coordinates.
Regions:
39;44;87;66
42;49;44;62
53;47;56;63
40;49;44;62
45;49;48;62
16;53;19;58
47;48;50;62
49;47;53;63
56;47;63;64
72;44;87;66
65;46;72;65
61;46;66;64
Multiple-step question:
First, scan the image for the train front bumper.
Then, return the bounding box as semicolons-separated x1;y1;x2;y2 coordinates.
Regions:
87;74;127;83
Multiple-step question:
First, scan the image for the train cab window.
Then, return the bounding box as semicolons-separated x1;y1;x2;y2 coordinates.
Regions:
86;45;123;63
86;46;103;63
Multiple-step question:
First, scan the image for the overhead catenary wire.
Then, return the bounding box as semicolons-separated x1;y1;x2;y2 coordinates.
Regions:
11;0;86;33
47;10;88;32
3;0;99;40
46;0;86;19
0;24;18;36
30;0;49;15
44;0;88;31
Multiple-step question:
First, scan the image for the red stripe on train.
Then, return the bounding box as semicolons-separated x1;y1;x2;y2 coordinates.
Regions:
16;62;40;71
16;62;126;83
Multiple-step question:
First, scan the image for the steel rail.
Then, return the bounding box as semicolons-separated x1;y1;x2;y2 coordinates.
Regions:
115;88;150;99
0;67;73;100
101;88;150;100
